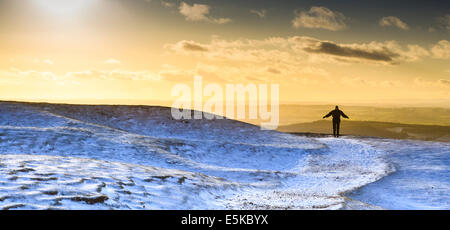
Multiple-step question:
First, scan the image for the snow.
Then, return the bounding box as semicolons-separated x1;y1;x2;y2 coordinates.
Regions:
0;154;238;210
0;101;448;209
224;138;394;209
347;138;450;210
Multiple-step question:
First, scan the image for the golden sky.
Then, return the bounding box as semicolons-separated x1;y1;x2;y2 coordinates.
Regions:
0;0;449;107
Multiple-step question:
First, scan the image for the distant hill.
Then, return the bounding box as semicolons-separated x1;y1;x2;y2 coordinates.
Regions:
242;104;450;127
278;120;450;142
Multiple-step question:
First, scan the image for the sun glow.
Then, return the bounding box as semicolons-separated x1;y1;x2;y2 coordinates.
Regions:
31;0;97;17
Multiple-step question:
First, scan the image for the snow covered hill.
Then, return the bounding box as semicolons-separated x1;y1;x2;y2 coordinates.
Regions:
0;101;447;210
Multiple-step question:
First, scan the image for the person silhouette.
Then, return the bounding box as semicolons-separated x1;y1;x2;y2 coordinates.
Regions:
322;106;349;137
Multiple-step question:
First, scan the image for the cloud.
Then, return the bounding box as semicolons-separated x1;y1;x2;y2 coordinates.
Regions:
2;69;57;81
266;67;281;74
166;35;430;68
160;1;175;8
178;2;231;24
211;18;231;24
439;79;450;87
414;77;450;88
181;41;209;51
168;40;209;53
104;58;122;65
33;58;54;65
178;2;209;21
304;41;399;62
403;44;430;61
379;16;409;30
437;14;450;31
292;6;346;31
301;39;429;64
66;69;162;81
65;70;94;78
250;9;267;18
431;40;450;59
1;68;165;82
101;70;161;80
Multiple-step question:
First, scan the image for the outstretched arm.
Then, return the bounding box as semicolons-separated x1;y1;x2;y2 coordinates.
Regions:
323;111;332;119
340;110;349;119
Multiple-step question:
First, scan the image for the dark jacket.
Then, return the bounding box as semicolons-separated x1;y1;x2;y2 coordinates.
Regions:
323;109;349;121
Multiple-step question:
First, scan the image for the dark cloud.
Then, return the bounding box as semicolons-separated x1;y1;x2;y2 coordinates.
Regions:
267;67;281;74
439;79;450;86
181;41;209;52
437;14;450;31
304;41;399;62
